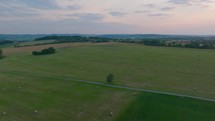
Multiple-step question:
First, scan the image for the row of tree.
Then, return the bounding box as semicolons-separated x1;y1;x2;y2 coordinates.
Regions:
0;40;13;45
32;47;56;55
120;39;215;49
35;36;114;43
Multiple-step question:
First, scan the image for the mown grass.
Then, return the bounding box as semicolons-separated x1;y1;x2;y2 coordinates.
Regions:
0;73;132;121
0;43;215;121
1;43;214;98
116;92;215;121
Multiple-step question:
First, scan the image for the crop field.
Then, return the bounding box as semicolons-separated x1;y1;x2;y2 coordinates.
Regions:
0;42;215;120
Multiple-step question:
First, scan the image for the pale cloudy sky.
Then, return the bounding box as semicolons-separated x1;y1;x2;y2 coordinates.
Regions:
0;0;215;34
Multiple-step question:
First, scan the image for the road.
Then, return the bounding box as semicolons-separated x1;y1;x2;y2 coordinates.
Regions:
1;69;215;102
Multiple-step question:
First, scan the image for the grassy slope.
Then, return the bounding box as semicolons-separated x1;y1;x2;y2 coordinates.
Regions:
116;92;215;121
1;43;214;98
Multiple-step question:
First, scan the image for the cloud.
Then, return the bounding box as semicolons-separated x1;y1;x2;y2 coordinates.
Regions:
67;13;104;21
168;0;191;5
0;0;215;34
0;0;61;18
77;13;104;21
161;7;175;11
67;5;81;10
0;0;61;10
144;4;156;8
168;0;213;6
109;11;127;17
135;10;151;13
22;0;61;10
0;4;39;17
148;13;169;17
0;19;140;34
0;0;82;19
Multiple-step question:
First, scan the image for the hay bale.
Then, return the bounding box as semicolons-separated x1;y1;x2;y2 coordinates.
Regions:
109;112;113;116
147;85;151;88
2;112;6;115
34;110;38;113
193;88;197;91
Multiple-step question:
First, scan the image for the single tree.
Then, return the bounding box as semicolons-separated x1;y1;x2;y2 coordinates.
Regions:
106;73;114;83
0;49;3;59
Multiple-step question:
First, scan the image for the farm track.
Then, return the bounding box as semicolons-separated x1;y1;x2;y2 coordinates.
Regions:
1;69;215;102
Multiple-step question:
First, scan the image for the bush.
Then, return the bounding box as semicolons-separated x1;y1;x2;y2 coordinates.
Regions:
106;73;114;83
32;47;56;55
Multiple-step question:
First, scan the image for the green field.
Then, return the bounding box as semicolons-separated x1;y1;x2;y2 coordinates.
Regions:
0;43;15;48
0;73;132;121
117;93;215;121
1;43;215;98
0;43;215;120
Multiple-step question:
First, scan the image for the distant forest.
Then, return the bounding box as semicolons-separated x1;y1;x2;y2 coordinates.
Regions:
0;40;13;45
35;36;113;43
119;39;215;49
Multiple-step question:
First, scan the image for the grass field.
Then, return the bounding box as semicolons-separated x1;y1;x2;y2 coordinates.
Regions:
0;42;215;120
117;92;215;121
0;73;133;121
0;43;15;48
1;43;215;98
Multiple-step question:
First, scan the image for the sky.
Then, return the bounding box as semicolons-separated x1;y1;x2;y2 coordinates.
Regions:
0;0;215;35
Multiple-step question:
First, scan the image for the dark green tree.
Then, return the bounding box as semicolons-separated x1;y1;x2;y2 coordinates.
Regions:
106;73;114;83
32;47;56;55
0;49;3;59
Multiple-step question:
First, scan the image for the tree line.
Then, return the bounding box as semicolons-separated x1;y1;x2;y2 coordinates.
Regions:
119;39;215;49
35;36;113;43
26;35;215;49
0;40;13;45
